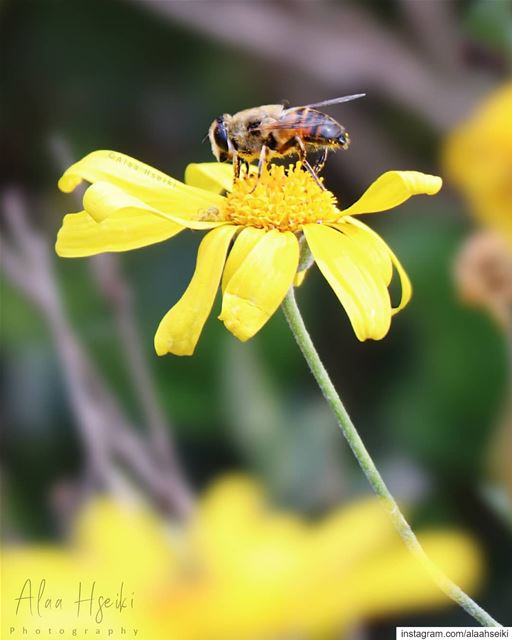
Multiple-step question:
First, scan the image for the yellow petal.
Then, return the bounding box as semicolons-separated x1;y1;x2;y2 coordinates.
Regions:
154;225;237;356
58;150;225;214
303;223;392;340
333;221;393;286
301;528;481;635
340;171;442;217
74;499;178;583
83;181;227;230
219;230;299;341
55;210;183;257
342;216;412;315
185;163;235;194
221;226;266;292
341;532;482;621
310;499;396;572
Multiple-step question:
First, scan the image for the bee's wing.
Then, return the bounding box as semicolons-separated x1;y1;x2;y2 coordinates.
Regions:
255;95;364;133
297;94;366;110
256;108;334;132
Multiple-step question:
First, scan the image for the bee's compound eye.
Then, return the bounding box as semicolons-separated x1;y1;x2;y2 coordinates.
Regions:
338;131;350;149
213;117;229;152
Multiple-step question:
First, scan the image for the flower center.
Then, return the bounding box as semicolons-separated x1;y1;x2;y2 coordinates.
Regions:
224;163;339;232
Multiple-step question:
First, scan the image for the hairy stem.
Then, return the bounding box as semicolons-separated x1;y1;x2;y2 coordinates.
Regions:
282;287;500;627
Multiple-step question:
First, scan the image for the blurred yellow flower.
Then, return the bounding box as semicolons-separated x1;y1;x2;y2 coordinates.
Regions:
2;477;483;640
159;478;483;639
444;82;512;245
56;151;441;354
2;498;178;639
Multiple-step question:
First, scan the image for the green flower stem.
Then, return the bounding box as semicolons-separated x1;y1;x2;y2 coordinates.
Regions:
282;286;501;627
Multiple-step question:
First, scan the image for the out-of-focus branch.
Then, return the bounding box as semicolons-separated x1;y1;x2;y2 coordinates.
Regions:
51;136;181;476
90;254;177;470
0;189;194;519
133;0;490;130
398;0;462;74
1;190;118;495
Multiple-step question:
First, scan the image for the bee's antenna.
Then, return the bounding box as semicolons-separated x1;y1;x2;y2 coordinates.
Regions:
280;98;290;108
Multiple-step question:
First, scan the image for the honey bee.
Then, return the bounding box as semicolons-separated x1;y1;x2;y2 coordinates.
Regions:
208;94;365;188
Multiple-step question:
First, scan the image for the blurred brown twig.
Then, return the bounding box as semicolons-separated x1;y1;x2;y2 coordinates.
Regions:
0;189;194;519
50;136;181;477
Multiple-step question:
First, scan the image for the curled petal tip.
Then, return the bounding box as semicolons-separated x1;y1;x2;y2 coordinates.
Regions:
425;174;443;195
395;171;443;196
58;173;81;194
153;334;167;357
218;309;252;342
153;335;192;357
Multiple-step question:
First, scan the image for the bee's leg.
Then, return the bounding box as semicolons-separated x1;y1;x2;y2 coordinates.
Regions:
313;148;328;174
276;137;297;157
303;161;326;190
257;144;269;180
249;145;268;193
242;159;250;178
294;137;326;191
233;152;241;181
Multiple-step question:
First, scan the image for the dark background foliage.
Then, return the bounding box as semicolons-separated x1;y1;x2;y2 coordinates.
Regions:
1;0;511;632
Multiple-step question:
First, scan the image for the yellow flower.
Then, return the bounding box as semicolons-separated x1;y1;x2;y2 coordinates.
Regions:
444;83;512;245
1;477;482;640
159;477;482;639
56;150;442;355
1;498;178;639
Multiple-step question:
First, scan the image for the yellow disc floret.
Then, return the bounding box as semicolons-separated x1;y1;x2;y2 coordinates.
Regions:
225;163;339;232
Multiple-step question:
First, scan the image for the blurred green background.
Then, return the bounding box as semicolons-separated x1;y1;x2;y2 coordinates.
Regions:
1;0;511;634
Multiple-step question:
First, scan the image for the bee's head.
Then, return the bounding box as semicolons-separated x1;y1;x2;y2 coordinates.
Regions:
338;129;350;150
208;115;232;162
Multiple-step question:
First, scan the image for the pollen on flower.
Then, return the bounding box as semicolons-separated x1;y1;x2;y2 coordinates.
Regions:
198;206;222;221
225;162;339;232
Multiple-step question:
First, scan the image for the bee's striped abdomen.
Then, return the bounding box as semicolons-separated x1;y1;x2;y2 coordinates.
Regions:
291;108;346;146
